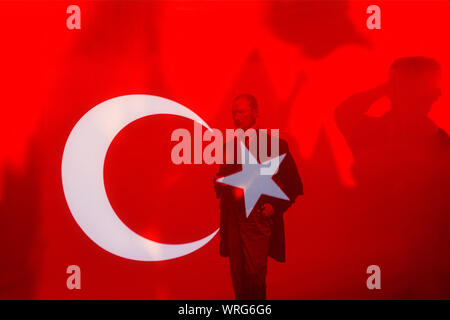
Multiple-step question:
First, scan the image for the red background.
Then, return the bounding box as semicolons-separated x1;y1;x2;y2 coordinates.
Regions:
1;0;449;299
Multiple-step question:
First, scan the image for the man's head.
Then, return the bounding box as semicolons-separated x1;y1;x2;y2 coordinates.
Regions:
388;56;441;118
232;94;258;130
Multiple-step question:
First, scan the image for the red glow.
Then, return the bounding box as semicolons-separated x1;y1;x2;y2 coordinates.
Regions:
1;0;450;299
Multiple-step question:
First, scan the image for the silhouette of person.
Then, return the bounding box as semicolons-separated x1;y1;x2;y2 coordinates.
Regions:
214;94;303;300
335;56;449;193
335;56;450;297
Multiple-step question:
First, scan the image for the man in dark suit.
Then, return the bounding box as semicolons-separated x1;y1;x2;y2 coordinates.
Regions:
214;94;303;300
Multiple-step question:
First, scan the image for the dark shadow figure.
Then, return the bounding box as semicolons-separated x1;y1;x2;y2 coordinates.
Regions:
335;56;450;298
0;138;41;299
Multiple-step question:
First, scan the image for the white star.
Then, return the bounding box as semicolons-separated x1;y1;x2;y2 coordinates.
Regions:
216;142;289;218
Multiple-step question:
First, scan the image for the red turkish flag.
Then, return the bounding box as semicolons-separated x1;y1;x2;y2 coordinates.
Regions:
1;0;450;299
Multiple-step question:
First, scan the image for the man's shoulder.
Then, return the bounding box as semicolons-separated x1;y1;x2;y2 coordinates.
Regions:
268;134;289;153
279;137;289;152
257;130;289;150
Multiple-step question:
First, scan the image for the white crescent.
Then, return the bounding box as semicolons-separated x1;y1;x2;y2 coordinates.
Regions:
61;94;219;261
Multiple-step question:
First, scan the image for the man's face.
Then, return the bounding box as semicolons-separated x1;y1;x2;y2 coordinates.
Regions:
232;98;257;130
